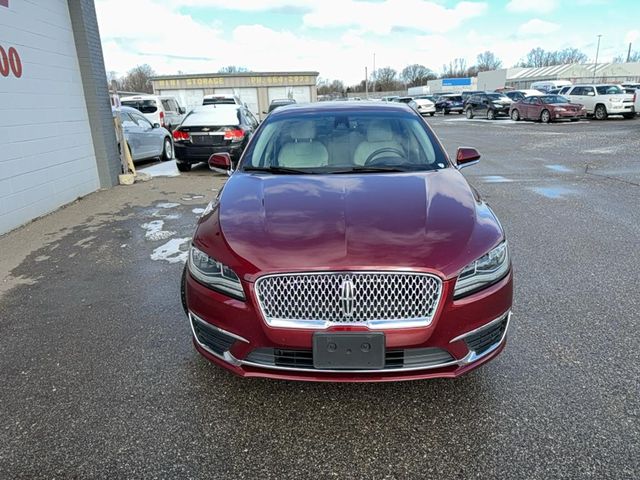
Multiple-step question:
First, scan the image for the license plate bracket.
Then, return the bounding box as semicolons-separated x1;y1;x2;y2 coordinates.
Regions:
313;332;385;370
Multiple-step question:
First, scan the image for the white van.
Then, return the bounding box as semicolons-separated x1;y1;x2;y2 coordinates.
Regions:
530;80;572;93
120;94;186;131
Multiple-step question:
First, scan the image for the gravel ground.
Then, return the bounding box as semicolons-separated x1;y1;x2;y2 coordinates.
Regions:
0;115;638;479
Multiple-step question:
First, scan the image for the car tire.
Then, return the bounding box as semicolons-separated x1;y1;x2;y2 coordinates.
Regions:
487;109;496;120
594;104;608;120
176;161;191;172
161;137;173;161
622;113;635;119
540;109;551;123
511;109;520;121
429;112;435;117
465;108;474;119
444;110;450;115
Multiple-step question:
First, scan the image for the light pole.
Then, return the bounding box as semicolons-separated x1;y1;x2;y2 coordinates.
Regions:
593;34;602;82
372;52;376;93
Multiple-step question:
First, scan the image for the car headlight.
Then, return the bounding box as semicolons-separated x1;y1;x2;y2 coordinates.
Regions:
454;242;510;298
555;107;566;112
188;245;245;300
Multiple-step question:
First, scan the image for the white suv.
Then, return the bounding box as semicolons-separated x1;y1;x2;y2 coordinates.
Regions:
121;94;186;130
564;84;635;120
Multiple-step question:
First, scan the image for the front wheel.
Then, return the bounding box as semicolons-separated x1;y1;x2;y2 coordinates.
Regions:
594;104;608;120
540;109;551;123
511;109;520;121
161;137;173;161
443;109;450;115
465;108;474;119
429;112;435;117
176;161;191;172
487;109;496;120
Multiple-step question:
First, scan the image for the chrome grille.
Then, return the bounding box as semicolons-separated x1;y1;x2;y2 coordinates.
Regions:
255;272;442;329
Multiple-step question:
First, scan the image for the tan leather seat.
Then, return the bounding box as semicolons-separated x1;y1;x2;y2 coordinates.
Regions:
277;121;328;168
327;121;364;166
353;120;403;165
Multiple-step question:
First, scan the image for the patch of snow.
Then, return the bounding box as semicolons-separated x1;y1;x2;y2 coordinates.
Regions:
150;238;190;264
192;208;205;215
139;160;180;177
141;220;176;241
156;202;180;209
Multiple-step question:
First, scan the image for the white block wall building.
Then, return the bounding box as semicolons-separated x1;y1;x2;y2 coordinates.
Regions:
0;0;119;235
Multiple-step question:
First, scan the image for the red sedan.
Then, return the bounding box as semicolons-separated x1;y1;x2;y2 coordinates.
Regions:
182;102;513;382
510;94;586;123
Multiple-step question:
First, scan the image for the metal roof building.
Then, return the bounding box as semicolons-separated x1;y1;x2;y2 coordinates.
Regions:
477;62;640;90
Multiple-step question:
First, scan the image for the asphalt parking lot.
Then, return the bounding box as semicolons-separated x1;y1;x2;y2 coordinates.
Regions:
1;116;638;479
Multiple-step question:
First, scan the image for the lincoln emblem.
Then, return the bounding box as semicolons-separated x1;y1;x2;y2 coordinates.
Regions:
339;279;356;318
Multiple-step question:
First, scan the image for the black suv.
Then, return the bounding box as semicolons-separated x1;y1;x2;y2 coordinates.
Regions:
464;92;513;120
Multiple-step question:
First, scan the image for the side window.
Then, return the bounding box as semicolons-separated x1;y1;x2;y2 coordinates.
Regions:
245;109;259;128
584;86;595;96
131;112;153;128
161;99;171;111
570;87;582;95
168;99;179;112
120;112;137;127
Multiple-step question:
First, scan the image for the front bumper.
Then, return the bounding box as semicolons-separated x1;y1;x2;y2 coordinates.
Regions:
185;268;513;382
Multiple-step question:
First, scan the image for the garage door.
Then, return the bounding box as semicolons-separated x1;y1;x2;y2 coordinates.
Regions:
214;88;259;117
268;86;311;105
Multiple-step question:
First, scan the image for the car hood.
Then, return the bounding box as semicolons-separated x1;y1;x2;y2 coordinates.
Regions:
197;169;503;280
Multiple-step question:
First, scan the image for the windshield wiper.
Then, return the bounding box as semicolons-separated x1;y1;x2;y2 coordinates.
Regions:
329;165;416;174
243;166;312;174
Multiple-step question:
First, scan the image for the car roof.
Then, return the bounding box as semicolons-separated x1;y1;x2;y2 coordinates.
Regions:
114;105;141;113
267;100;416;117
121;95;158;100
192;104;241;112
271;98;296;104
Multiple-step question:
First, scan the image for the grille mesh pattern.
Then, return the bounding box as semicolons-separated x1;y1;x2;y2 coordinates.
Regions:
255;272;441;326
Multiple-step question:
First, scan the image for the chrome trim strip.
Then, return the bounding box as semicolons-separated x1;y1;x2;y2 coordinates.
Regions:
188;313;227;362
231;353;462;374
449;311;511;344
458;312;511;365
254;270;443;330
189;312;249;343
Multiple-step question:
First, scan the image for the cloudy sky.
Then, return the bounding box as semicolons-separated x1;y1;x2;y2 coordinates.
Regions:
96;0;639;84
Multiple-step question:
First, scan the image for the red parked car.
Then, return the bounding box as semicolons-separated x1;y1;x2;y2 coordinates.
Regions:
509;94;586;123
182;102;513;382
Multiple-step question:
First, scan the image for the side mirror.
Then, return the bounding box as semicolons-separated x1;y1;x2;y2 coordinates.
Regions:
208;153;233;174
179;107;186;114
152;123;161;129
456;147;481;169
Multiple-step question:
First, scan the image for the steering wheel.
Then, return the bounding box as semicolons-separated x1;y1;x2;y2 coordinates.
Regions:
364;147;407;166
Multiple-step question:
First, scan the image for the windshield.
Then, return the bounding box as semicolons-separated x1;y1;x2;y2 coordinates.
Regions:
203;97;236;105
121;99;157;114
596;85;624;95
182;106;240;126
541;95;569;104
242;111;448;173
487;93;508;101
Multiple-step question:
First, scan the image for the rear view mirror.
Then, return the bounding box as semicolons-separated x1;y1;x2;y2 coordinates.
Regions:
456;147;481;169
208;153;233;174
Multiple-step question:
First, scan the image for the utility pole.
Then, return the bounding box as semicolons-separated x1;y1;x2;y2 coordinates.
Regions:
372;52;376;93
593;34;602;82
365;66;369;99
627;42;632;63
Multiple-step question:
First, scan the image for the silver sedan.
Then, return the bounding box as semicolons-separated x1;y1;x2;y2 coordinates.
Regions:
114;106;174;162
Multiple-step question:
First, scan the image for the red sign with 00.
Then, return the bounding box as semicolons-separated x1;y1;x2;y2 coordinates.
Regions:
0;46;22;78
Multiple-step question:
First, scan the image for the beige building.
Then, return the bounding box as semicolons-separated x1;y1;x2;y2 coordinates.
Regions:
151;71;319;119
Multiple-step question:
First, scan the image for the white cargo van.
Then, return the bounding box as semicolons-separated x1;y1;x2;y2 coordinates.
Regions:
530;80;572;93
120;94;186;131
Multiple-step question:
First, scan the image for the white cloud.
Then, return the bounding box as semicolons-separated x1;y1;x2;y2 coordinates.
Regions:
518;19;560;36
507;0;557;14
303;0;487;35
625;29;640;44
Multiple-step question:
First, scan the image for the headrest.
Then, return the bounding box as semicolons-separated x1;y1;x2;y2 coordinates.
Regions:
290;121;316;140
366;120;393;142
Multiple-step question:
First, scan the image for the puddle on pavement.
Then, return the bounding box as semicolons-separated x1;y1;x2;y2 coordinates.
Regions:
531;186;575;199
546;165;572;173
481;175;512;183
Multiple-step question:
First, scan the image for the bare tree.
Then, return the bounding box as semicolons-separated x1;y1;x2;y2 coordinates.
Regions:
121;64;155;93
373;67;400;91
613;50;640;63
441;58;468;78
400;64;436;87
218;66;250;73
317;78;345;96
517;47;587;67
476;51;502;72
